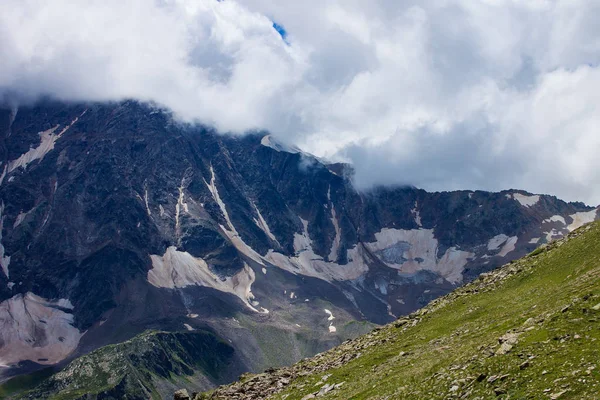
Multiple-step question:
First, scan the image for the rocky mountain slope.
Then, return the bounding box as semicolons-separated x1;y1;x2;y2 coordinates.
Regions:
0;100;597;397
3;330;237;400
187;221;600;399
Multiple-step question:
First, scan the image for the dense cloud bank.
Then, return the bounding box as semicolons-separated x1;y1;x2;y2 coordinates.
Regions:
1;0;599;204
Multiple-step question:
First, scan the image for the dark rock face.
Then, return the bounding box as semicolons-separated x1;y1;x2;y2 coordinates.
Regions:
0;100;596;396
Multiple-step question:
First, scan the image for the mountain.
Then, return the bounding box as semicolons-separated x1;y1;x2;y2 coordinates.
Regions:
186;221;600;399
0;100;597;397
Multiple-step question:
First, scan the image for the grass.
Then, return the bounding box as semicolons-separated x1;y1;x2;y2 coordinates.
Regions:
0;368;56;399
254;222;600;399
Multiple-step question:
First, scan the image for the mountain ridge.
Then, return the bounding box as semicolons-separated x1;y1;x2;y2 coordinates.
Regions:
0;100;597;397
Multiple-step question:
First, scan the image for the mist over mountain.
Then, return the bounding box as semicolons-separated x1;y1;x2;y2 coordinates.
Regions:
2;0;600;203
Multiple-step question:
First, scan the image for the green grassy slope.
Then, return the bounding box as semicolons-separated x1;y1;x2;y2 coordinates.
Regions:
199;222;600;399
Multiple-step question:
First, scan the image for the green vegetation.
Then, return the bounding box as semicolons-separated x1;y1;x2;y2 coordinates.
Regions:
3;330;234;400
0;368;56;399
203;222;600;399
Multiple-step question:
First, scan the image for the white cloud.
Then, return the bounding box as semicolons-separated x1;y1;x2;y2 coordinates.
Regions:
1;0;600;204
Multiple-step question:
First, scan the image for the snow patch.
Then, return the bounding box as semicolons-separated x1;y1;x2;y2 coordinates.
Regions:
183;323;194;331
266;226;474;283
544;215;566;224
260;135;300;153
510;193;540;207
368;229;473;284
529;237;540;244
262;267;267;275
148;247;265;313
324;309;335;321
487;234;509;251
375;280;388;295
497;236;518;257
0;293;82;367
487;234;517;257
567;209;598;231
324;309;336;333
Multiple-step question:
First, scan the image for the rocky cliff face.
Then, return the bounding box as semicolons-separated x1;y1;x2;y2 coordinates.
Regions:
0;100;596;396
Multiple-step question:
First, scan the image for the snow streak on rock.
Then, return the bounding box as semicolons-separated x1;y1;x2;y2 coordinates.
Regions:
411;201;422;227
144;187;152;216
13;211;27;228
0;203;10;280
264;218;369;282
175;175;189;240
205;166;266;266
7;111;86;174
252;202;279;246
328;204;341;262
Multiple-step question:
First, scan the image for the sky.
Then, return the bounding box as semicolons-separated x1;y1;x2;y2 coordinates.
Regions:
1;0;600;205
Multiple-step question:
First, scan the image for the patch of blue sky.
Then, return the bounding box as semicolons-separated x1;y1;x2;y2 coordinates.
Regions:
272;22;289;45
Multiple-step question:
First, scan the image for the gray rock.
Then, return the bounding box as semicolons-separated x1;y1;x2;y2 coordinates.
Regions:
174;389;191;400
